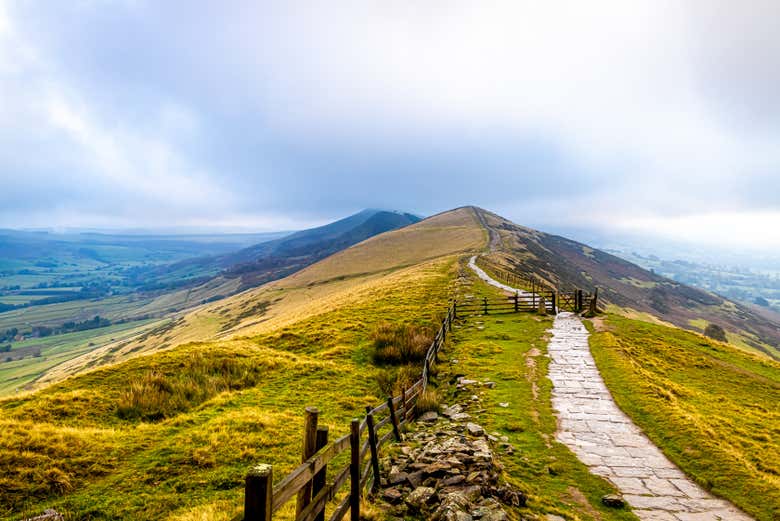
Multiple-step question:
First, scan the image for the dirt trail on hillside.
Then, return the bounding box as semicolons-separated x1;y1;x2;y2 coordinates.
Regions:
468;262;754;521
472;207;502;251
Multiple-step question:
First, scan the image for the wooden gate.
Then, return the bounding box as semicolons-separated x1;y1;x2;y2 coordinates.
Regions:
558;292;577;312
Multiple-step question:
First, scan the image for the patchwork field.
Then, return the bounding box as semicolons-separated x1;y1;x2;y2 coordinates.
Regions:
0;319;164;396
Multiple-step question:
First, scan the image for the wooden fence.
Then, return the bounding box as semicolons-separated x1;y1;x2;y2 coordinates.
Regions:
476;256;541;292
557;289;599;314
475;257;598;315
454;293;556;316
241;304;455;521
240;258;599;521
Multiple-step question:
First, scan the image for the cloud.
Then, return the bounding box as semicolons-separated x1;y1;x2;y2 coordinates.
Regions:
0;1;778;251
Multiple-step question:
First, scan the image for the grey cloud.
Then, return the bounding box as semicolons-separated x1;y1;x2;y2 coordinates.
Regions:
0;1;778;246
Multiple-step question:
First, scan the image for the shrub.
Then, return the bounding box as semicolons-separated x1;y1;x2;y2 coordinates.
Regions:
371;322;433;365
117;352;269;421
374;364;424;397
704;323;727;342
374;368;396;397
414;389;440;414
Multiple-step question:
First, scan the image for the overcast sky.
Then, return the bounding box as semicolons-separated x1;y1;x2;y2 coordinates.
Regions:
1;1;779;252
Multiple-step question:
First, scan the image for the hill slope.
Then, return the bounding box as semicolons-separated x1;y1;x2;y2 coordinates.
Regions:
0;207;485;519
588;315;780;521
3;206;777;520
217;209;422;287
0;210;420;396
475;208;780;359
31;208;481;390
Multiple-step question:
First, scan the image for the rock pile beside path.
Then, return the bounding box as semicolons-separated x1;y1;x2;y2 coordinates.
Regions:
378;378;525;521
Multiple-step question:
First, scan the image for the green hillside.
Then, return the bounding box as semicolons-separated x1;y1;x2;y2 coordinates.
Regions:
3;206;778;521
588;315;780;521
475;208;780;359
0;208;483;519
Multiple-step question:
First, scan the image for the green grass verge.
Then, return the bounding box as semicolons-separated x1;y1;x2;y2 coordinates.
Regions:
587;314;780;521
438;272;638;520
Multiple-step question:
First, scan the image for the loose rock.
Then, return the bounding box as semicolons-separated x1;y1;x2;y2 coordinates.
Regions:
419;411;439;423
376;379;524;521
466;422;485;436
406;486;437;510
601;494;626;508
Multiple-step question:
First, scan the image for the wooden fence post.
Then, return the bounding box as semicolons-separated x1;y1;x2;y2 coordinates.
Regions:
483;296;488;315
453;301;457;320
245;464;273;521
365;407;381;494
312;426;329;521
551;291;557;314
387;396;401;441
296;407;319;516
350;419;361;521
514;291;519;312
531;280;536;309
589;288;599;315
441;318;446;342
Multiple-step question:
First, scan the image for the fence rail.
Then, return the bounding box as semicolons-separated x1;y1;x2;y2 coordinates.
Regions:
454;293;556;315
475;256;598;315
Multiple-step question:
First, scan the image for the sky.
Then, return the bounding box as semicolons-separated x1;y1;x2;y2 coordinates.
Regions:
1;1;779;254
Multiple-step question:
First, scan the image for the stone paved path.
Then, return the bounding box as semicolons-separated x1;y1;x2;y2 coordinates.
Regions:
548;312;752;521
466;257;753;521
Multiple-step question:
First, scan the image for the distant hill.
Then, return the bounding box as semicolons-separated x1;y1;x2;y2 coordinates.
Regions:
0;211;420;395
34;207;478;389
218;209;422;289
474;208;780;359
106;209;421;313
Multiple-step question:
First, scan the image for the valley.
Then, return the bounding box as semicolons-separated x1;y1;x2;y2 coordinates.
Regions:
0;211;419;396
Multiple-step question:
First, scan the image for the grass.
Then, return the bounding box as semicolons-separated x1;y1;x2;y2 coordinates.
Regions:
412;388;440;414
441;274;638;520
0;252;463;520
370;322;433;365
36;208;486;392
587;314;780;521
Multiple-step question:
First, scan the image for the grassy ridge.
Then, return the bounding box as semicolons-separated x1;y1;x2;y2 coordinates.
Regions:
0;256;459;520
38;208;486;391
588;315;780;521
